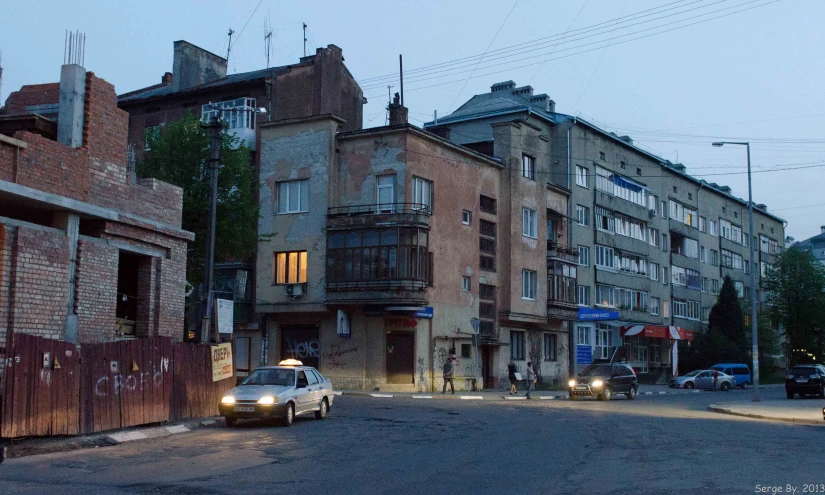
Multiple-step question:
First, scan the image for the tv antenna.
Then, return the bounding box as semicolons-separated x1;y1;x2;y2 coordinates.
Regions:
303;23;307;57
226;29;235;64
264;20;273;68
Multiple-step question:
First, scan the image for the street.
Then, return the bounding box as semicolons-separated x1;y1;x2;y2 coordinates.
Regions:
1;386;823;495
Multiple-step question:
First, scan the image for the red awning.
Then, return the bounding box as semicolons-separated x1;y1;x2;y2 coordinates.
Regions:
620;325;694;341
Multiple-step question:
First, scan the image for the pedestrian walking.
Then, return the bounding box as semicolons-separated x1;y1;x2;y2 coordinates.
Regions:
712;369;719;392
442;357;455;395
525;362;537;399
507;362;518;395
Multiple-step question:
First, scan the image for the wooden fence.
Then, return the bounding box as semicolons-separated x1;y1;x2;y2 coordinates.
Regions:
1;334;235;438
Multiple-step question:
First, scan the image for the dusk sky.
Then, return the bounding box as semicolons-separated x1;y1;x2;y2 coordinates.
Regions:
3;0;823;241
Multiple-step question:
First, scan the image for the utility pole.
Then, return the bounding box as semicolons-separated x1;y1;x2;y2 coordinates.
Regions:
226;29;235;65
201;117;222;344
385;85;393;125
303;23;307;57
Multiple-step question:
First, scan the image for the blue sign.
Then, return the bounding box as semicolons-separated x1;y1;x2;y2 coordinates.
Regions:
577;307;619;321
413;307;434;319
576;345;593;365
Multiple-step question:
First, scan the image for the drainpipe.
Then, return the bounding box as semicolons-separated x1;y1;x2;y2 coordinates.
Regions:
567;120;575;377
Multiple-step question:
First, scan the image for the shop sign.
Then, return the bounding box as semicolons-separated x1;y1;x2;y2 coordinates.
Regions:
576;345;593;365
211;343;233;382
577;307;619;321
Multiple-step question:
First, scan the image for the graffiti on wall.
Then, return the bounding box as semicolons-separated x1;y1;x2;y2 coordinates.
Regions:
322;345;358;369
285;339;319;359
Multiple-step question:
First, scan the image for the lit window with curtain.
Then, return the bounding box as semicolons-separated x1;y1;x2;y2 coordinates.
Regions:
274;251;307;284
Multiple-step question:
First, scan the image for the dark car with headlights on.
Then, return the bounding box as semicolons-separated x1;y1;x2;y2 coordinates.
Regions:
568;364;638;401
785;364;825;399
219;361;334;426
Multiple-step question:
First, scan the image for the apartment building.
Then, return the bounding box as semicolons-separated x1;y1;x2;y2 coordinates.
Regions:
426;81;785;383
255;100;576;391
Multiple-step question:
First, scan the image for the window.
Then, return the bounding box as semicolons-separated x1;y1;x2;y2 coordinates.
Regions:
650;297;660;315
672;266;686;286
480;220;496;271
760;261;773;277
709;220;718;236
702;307;710;322
576;165;588;188
672;235;699;259
614;213;647;241
144;125;159;151
461;344;472;359
743;234;749;248
595;284;648;311
412;176;433;212
511;331;525;360
673;299;700;320
669;200;697;228
522;207;537;238
649;228;660;247
673;186;678;193
578;285;590;305
278;180;309;214
760;235;779;255
648;195;658;215
663;300;670;317
377;176;395;212
712;279;720;294
702;277;709;293
577;246;589;266
686;268;701;290
479;284;496;336
202;97;257;130
522;154;535;180
595;324;615;359
274;251;308;284
663;267;668;285
699;216;706;233
637;167;642;176
662;233;668;252
576;205;590;227
710;249;719;266
462;276;471;292
595;206;615;233
620;161;626;169
661;200;667;218
462;210;471;225
721;249;743;270
688;192;693;200
744;260;750;275
700;246;707;263
599;151;606;160
650;262;660;281
480;195;497;214
576;326;591;346
326;228;429;285
734;281;744;298
544;334;557;361
595;166;648;206
522;270;537;300
616;250;648;276
595;245;614;269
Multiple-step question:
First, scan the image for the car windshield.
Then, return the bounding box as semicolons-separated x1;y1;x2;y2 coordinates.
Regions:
580;365;613;377
791;367;816;374
242;369;295;386
682;370;702;377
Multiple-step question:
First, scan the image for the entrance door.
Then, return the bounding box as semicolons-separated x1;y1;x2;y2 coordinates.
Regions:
482;347;496;389
281;325;320;369
386;331;414;384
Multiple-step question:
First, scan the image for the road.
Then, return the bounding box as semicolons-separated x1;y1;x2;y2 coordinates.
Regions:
1;386;823;495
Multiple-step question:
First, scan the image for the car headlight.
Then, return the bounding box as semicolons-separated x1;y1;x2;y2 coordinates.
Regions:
221;396;235;404
257;396;277;405
592;380;604;388
568;379;576;388
787;374;794;380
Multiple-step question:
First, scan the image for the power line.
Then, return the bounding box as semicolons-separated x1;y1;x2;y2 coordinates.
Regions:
573;0;627;108
230;0;265;51
528;0;591;83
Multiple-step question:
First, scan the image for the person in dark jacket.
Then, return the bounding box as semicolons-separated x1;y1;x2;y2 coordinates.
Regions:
442;357;456;394
712;369;719;391
507;362;518;395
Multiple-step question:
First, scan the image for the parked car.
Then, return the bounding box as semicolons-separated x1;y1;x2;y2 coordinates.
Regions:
670;370;735;391
711;363;751;389
785;364;825;399
568;364;638;401
218;360;334;427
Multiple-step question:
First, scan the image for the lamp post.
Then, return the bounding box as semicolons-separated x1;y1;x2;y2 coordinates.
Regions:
711;141;760;401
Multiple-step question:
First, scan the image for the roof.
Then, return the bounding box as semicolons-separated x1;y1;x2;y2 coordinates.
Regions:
424;91;556;127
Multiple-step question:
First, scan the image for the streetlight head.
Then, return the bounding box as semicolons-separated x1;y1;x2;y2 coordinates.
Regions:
256;107;267;114
712;142;724;147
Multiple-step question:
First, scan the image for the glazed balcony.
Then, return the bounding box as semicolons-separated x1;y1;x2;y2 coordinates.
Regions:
547;273;579;320
327;203;431;230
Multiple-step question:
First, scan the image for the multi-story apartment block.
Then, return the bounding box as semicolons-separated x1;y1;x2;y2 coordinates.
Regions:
426;81;784;383
255;101;577;391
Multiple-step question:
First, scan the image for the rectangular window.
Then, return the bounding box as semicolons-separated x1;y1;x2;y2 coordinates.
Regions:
709;220;718;236
699;216;706;233
721;249;743;270
462;210;472;225
462;276;471;292
595;245;615;269
461;344;472;359
522;207;537;238
201;97;257;130
672;266;686;286
662;233;668;252
596;284;648;311
673;299;700;320
700;246;707;263
712;279;720;294
734;281;744;298
577;326;591;346
663;267;668;285
576;165;588;188
595;206;615;233
650;262;660;281
522;154;536;180
661;200;667;219
480;220;497;272
522;270;537;300
596;284;617;307
144;125;159;151
616;250;648;276
576;205;590;227
412;176;433;212
745;260;750;275
577;246;589;266
511;331;525;360
274;251;308;284
278;180;310;214
650;297;660;315
743;233;749;247
480;195;497;214
663;300;670;317
578;285;590;306
614;213;647;242
543;333;557;361
479;283;496;336
595;166;613;194
702;277;709;293
377;176;395;213
649;227;660;247
760;235;779;255
702;307;710;322
711;249;719;266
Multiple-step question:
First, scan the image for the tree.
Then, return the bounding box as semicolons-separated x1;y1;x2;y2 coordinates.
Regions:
136;112;260;285
762;247;825;365
706;275;748;364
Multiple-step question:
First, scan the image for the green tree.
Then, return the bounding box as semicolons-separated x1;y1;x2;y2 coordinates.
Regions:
136;112;259;285
763;247;825;365
706;275;748;364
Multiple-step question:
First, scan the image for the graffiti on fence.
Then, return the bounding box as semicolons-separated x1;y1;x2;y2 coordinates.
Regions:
94;359;170;397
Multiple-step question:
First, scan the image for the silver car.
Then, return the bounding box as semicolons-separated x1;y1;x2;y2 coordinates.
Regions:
219;360;335;427
669;369;736;391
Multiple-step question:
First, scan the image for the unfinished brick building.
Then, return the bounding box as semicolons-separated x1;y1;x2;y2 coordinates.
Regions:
0;62;194;376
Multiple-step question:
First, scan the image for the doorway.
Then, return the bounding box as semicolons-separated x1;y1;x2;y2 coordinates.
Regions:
281;325;320;369
481;346;497;389
385;331;414;384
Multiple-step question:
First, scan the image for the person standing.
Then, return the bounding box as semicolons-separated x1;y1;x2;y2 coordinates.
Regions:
507;362;518;395
525;362;537;399
442;357;455;395
712;369;719;392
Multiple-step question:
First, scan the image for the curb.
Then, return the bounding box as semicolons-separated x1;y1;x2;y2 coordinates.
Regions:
339;389;697;400
708;405;825;426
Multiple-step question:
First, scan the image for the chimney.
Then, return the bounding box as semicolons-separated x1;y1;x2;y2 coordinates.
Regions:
388;92;408;126
821;226;825;234
491;80;516;93
161;72;173;85
529;94;555;113
171;41;227;92
57;63;86;148
511;85;534;98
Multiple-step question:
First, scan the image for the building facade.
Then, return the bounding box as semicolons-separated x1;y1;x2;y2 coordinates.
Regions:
790;227;825;265
426;81;785;383
0;62;193;377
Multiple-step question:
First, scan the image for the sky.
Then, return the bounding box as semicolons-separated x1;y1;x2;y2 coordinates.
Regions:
2;0;823;241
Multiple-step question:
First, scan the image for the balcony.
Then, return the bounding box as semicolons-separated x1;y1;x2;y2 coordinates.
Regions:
327;203;431;230
547;274;578;320
547;240;578;263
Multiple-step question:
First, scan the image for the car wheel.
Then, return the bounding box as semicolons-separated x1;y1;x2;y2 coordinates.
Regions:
721;382;731;392
626;386;637;400
741;382;748;390
315;398;329;420
281;403;295;427
598;387;612;401
786;390;794;399
684;382;694;389
224;417;237;427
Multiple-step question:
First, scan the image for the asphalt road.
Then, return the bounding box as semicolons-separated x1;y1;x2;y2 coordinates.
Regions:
1;386;823;495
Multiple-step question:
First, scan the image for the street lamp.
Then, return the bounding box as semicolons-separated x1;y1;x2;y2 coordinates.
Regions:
711;140;760;401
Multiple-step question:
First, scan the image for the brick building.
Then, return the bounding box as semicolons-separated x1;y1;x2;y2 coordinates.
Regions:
0;62;193;377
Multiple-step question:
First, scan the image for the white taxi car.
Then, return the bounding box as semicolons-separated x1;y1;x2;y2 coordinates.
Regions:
219;360;334;427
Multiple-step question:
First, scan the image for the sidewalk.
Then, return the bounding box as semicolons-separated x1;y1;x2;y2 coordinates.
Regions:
709;400;825;425
340;384;698;400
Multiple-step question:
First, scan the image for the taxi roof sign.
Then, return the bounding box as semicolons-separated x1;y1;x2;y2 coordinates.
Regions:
278;359;303;366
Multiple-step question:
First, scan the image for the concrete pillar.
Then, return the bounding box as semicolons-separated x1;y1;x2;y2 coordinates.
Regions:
53;212;80;342
57;64;86;148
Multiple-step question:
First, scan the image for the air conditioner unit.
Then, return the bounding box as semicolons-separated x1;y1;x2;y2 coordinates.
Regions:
285;284;303;297
648;209;656;218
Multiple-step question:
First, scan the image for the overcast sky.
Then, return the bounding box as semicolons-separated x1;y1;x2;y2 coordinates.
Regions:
3;0;823;241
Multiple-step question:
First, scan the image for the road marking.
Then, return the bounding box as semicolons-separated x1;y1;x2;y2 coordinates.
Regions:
333;391;343;396
411;395;433;399
108;431;148;443
370;393;394;398
504;396;527;400
539;396;558;400
658;391;667;395
643;392;653;395
165;424;190;434
460;396;484;400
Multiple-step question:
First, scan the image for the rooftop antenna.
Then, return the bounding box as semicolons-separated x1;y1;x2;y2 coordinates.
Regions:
226;28;235;64
264;20;273;68
0;50;4;106
399;54;404;107
302;23;307;57
675;150;679;163
385;85;394;125
63;29;86;66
